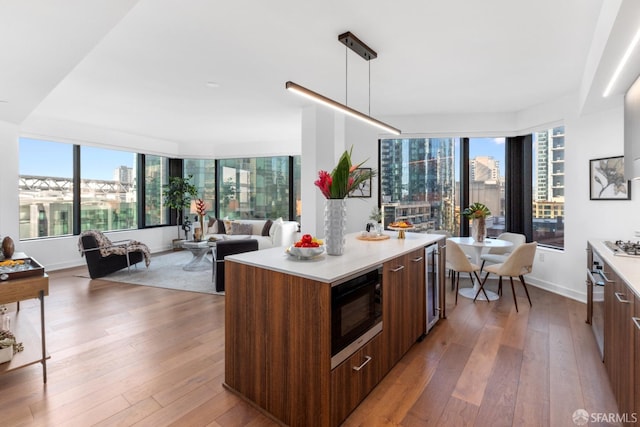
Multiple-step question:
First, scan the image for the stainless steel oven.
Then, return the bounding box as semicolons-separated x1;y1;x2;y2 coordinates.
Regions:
331;266;382;369
586;247;606;360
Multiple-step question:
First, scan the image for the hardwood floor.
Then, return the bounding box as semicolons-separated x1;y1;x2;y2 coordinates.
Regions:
0;266;620;426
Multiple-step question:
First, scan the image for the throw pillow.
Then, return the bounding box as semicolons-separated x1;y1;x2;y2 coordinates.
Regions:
207;217;218;234
230;222;253;235
223;219;233;235
269;217;283;240
261;219;273;236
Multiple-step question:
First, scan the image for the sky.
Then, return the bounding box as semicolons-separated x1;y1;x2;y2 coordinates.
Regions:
19;137;135;180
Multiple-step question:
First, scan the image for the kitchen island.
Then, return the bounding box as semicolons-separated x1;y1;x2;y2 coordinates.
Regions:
224;231;445;427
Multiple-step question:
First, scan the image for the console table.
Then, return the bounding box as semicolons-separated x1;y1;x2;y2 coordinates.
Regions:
0;257;49;383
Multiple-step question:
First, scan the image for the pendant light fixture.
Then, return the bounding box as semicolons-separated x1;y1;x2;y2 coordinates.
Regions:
286;31;401;135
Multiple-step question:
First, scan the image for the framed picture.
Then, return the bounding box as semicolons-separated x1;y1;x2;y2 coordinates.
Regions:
349;168;372;198
589;156;631;200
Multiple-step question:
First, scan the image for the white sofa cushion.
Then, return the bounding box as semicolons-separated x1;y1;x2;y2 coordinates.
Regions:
203;218;297;250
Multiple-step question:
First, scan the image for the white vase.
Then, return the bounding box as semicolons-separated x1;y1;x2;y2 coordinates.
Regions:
324;199;347;256
472;217;487;242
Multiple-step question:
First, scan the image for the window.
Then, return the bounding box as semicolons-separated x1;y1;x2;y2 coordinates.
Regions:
380;138;456;233
19;138;74;239
144;155;169;226
217;157;291;220
184;158;216;221
532;126;564;248
468;138;506;238
80;146;137;232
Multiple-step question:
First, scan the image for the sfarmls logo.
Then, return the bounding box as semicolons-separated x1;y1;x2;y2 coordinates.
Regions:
572;409;637;425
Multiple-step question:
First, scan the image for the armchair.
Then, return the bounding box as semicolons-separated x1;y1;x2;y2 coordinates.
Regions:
78;230;151;279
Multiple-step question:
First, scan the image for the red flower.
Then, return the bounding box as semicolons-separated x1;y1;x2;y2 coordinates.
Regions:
314;170;333;199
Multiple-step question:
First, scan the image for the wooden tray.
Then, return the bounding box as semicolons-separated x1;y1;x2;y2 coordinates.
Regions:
0;257;44;281
356;234;391;241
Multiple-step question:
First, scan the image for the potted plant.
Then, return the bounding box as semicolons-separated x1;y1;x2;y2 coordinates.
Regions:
0;329;23;364
368;206;383;235
462;202;491;242
162;175;198;247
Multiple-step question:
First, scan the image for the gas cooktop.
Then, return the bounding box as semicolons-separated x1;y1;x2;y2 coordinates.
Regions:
604;240;640;257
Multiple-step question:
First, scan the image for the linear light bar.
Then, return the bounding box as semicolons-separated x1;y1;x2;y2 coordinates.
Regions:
603;27;640;97
285;81;401;135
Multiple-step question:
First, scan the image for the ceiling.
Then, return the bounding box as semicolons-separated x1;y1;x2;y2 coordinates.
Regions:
2;0;639;153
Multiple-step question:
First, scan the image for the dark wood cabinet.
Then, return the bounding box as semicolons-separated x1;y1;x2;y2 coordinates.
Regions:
382;248;425;371
602;259;635;425
330;333;383;426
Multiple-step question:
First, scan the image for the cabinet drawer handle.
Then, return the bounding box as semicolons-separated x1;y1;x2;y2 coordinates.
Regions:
633;317;640;331
352;355;372;371
390;265;405;272
615;292;631;304
411;256;423;262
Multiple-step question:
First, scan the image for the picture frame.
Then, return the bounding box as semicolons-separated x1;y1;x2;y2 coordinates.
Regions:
589;156;631;200
349;168;372;198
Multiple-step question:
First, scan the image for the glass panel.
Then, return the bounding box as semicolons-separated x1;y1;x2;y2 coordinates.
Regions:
18;138;74;239
533;126;564;248
184;158;216;224
379;138;456;234
468;138;506;238
217;157;290;220
80;146;137;232
145;155;169;226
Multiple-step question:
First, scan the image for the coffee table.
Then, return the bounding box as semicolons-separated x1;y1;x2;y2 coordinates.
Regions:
181;240;216;271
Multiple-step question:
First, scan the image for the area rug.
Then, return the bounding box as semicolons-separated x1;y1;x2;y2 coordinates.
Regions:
81;251;221;295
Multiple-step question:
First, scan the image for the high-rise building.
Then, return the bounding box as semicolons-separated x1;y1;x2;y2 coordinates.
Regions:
113;165;134;183
470;156;500;182
535;127;565;204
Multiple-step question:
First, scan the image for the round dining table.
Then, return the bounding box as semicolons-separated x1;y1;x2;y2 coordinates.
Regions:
447;236;513;301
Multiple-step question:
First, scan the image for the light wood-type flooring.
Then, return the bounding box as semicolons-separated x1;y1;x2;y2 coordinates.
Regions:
0;265;620;426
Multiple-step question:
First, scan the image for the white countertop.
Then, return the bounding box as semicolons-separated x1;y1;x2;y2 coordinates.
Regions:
590;240;640;298
226;231;445;283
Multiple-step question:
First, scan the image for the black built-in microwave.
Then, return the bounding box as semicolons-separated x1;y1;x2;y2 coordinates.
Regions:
331;266;382;369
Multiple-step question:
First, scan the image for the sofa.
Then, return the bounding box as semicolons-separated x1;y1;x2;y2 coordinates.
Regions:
202;217;298;250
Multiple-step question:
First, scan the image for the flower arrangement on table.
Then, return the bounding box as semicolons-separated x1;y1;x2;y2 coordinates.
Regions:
462;202;491;219
194;198;207;231
314;147;376;199
462;202;491;242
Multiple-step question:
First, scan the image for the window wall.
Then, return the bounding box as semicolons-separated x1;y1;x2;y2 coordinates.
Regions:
18;136;300;240
80;146;137;232
218;157;290;220
381;128;565;250
144;155;169;226
184;158;216;222
380;138;456;233
532;126;565;248
19;138;74;239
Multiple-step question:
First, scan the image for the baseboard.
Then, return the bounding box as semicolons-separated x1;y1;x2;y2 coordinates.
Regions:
525;277;587;304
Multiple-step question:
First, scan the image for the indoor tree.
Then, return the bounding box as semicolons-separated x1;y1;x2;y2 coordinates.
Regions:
162;175;198;240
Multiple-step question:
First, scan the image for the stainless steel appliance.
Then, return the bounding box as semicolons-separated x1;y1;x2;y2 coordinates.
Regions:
604;240;640;257
586;247;607;360
331;266;383;369
425;242;441;333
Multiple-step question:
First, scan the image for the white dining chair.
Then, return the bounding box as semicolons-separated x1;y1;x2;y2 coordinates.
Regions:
480;232;526;271
474;241;537;312
446;240;487;304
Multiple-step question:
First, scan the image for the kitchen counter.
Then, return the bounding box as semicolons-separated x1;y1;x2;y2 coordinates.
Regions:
589;240;640;298
226;231;444;283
